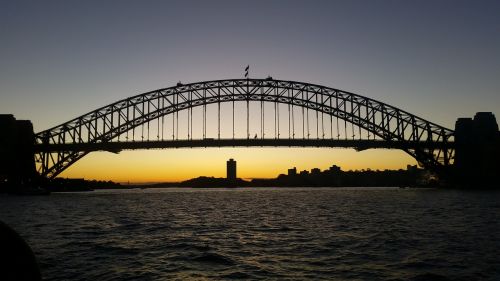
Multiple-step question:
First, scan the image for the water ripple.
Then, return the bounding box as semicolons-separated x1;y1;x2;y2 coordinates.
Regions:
1;187;499;280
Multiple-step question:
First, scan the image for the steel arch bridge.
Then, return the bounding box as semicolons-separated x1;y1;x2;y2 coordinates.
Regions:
34;78;455;179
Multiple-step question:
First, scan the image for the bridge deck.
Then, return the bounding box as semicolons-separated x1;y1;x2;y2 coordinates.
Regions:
34;138;455;153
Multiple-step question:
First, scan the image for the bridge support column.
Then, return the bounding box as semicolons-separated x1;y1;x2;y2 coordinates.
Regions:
0;115;39;192
453;112;500;188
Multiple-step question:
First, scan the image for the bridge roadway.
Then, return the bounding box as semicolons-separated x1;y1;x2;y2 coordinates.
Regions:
34;138;455;153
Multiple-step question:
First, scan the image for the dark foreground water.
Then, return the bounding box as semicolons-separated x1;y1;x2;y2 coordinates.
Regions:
0;187;499;281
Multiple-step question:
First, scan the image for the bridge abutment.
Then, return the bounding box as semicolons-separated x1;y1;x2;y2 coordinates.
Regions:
0;115;39;192
453;112;500;188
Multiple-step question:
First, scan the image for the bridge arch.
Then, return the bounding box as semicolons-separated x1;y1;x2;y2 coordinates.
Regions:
34;79;455;178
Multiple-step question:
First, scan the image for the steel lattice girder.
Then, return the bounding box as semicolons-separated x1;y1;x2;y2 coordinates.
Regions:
34;79;455;178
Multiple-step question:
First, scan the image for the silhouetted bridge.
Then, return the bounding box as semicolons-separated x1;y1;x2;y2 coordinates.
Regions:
32;78;457;178
2;78;498;187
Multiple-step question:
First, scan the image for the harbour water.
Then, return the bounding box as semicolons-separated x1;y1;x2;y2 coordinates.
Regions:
1;187;499;280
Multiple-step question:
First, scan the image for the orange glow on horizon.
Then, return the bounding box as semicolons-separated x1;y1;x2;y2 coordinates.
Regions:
59;148;417;183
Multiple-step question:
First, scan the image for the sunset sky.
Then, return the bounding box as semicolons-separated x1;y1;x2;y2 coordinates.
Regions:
1;0;499;182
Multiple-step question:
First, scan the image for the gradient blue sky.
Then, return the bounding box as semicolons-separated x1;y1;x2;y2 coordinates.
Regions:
1;0;499;181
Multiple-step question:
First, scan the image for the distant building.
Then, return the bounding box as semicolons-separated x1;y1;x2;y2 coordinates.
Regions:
287;167;297;176
299;170;309;176
406;165;418;172
226;158;237;180
328;165;341;173
311;168;321;175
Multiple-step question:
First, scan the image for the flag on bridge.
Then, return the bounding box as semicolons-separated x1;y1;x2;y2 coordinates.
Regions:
245;65;249;78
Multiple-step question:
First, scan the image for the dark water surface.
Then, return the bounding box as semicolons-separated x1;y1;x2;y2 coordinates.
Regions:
1;187;499;281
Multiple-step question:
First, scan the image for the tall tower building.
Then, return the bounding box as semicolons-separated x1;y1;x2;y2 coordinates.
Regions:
226;158;237;180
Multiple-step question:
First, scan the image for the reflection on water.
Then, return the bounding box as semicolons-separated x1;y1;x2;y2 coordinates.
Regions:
1;187;499;280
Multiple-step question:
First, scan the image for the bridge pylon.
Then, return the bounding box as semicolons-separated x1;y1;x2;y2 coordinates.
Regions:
452;112;500;188
0;115;40;192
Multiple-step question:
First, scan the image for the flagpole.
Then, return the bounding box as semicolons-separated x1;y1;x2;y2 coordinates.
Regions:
245;65;249;139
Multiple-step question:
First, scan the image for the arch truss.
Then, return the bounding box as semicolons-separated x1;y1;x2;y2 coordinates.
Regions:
34;79;455;178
